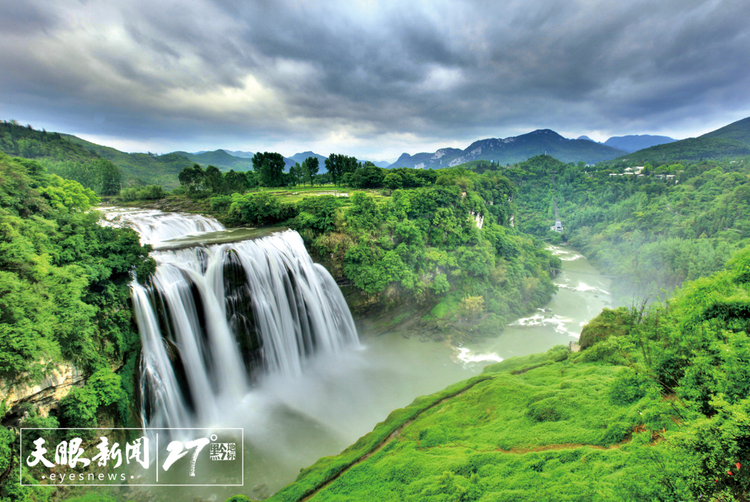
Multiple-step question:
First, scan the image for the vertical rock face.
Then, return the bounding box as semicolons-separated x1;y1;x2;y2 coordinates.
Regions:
0;363;85;419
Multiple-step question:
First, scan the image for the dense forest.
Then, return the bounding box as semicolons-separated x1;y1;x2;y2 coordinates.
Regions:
0;121;195;191
0;153;154;500
200;163;559;342
470;154;750;303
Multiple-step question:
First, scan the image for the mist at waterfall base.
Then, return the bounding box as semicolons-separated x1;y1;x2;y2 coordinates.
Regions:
103;208;612;500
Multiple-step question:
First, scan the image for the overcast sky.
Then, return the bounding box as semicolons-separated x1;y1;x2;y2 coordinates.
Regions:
1;0;749;161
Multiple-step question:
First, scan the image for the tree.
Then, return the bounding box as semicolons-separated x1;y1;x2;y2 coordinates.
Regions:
290;162;302;186
178;163;205;192
98;159;122;195
224;169;248;194
252;152;286;187
204;165;224;193
352;164;385;188
326;154;359;186
305;156;320;186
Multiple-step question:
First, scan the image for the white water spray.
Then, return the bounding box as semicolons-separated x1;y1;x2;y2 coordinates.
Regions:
112;210;359;429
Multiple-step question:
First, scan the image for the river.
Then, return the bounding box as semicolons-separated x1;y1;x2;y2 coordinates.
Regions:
104;209;613;501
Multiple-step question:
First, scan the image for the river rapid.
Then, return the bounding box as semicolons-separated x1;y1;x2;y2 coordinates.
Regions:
104;208;613;501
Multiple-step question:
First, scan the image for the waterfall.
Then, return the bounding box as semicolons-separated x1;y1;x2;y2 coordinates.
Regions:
102;208;225;246
112;210;359;429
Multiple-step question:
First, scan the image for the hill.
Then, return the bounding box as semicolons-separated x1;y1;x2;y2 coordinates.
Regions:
389;130;625;169
172;149;254;172
359;158;392;168
288;151;328;166
0;121;193;190
612;116;750;164
613;138;750;164
603;134;676;152
62;134;193;189
701;116;750;144
263;248;750;501
224;150;255;158
1;121;100;163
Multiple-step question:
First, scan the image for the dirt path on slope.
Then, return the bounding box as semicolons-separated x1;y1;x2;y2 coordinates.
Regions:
298;376;494;502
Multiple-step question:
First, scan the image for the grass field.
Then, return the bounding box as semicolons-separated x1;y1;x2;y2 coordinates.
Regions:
257;347;680;502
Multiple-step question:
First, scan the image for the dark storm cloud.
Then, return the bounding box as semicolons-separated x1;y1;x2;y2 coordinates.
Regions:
1;0;749;155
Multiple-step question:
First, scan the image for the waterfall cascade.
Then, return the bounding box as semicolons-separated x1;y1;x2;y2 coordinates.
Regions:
103;208;225;246
111;210;359;429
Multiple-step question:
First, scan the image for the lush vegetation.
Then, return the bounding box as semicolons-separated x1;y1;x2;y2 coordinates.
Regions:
0;152;154;500
8;115;750;501
477;153;750;303
207;165;558;341
259;249;750;501
0;120;195;190
62;134;194;190
614;137;750;164
617;116;750;165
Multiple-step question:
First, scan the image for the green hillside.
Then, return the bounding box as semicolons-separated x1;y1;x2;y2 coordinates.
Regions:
489;153;750;302
289;151;328;166
611;137;750;164
262;249;750;501
172;149;255;172
63;134;193;189
701;116;750;144
609;116;750;164
1;121;99;163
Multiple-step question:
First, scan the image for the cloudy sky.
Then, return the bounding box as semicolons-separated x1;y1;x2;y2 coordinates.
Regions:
1;0;749;161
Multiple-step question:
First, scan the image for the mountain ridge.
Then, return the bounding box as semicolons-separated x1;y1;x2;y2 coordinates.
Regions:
603;134;676;152
611;116;750;163
389;129;626;169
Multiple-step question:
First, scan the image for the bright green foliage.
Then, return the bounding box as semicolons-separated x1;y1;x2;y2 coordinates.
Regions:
38;174;99;212
59;386;100;428
178;163;258;197
501;154;750;302
41;158;122;195
325;153;358;186
0;120;194;189
578;307;632;349
88;368;126;407
265;347;687;502
291;196;343;235
254;249;750;502
226;192;297;226
285;179;557;340
64;493;120;502
0;153;154;384
0;152;153;499
303;157;320;186
119;184;165;201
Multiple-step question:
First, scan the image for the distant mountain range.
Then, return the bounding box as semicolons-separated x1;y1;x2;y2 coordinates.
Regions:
576;134;676;153
175;150;392;171
604;135;676;152
609;117;750;164
288;151;328;167
4;116;749;189
389;129;627;169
